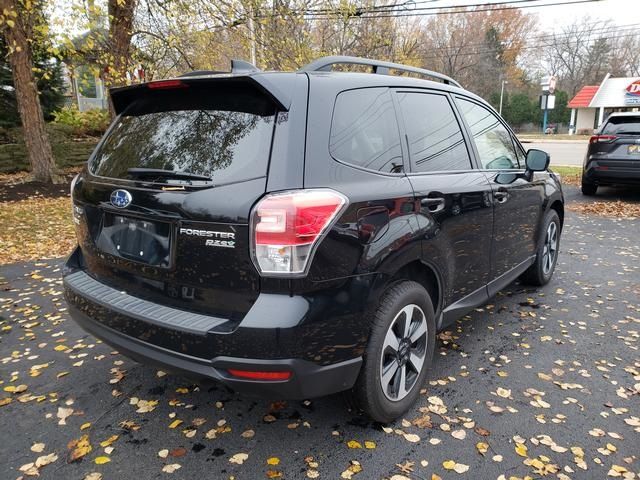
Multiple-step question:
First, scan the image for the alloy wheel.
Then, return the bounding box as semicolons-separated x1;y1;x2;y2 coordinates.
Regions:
379;304;428;401
542;221;558;275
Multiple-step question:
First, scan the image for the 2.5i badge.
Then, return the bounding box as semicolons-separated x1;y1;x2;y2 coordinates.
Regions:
179;227;236;248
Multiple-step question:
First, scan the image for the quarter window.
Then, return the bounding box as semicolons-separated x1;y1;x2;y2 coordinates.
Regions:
456;98;519;170
330;88;404;173
397;92;471;173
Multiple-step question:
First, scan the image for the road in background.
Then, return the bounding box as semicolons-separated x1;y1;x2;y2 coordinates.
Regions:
520;140;587;167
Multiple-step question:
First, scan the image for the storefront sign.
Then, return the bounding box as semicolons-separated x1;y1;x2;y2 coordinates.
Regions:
625;79;640;105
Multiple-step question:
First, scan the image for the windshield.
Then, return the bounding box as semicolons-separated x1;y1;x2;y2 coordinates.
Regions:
602;116;640;135
89;87;276;185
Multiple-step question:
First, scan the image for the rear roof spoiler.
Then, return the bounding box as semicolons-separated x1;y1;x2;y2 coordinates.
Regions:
109;73;296;115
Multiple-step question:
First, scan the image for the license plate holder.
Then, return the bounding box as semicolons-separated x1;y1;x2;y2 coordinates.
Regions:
96;213;172;267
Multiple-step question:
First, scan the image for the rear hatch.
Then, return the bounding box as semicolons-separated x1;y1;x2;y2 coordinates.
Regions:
591;115;640;168
71;76;288;321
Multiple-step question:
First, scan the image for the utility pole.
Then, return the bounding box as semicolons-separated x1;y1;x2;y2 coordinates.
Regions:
499;80;507;116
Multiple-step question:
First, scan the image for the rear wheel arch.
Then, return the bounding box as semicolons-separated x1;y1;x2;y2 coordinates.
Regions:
388;260;442;318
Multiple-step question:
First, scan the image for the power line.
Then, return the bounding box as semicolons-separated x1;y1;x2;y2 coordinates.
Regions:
416;31;640;62
410;22;640;55
299;0;605;20
300;0;556;16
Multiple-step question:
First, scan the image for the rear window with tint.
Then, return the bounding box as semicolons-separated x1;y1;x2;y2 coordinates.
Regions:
89;85;276;185
602;116;640;135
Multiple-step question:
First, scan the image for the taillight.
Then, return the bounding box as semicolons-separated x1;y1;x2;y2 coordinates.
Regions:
147;79;187;90
589;135;617;144
250;189;347;276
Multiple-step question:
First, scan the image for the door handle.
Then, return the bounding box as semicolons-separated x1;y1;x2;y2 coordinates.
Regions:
421;197;445;213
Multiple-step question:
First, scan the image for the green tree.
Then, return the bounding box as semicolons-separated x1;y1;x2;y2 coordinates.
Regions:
506;94;535;126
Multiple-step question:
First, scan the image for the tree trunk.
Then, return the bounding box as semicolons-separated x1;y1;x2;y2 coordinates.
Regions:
1;0;59;183
106;0;136;117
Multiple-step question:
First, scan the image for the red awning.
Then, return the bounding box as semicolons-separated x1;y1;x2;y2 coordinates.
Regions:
568;85;599;108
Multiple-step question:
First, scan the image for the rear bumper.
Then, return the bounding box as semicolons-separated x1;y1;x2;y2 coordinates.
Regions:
63;247;365;399
583;157;640;185
67;304;361;398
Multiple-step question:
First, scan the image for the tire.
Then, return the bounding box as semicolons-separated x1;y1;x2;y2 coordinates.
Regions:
581;179;597;196
520;209;561;286
353;281;436;423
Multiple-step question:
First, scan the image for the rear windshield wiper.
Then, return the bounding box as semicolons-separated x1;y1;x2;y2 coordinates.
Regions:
127;168;212;182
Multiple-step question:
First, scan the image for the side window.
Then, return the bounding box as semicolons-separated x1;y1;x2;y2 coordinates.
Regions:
456;98;519;170
397;92;472;173
330;88;404;173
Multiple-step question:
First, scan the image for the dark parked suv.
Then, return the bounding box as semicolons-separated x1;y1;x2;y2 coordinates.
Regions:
63;56;564;422
582;112;640;195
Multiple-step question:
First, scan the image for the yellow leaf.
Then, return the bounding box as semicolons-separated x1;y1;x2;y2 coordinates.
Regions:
267;457;280;465
80;423;91;431
443;460;456;470
94;456;110;465
476;442;489;455
175;387;189;394
68;434;92;462
168;419;183;429
6;19;15;28
515;443;528;457
54;345;68;352
347;440;362;449
364;441;376;449
4;384;28;393
99;435;118;447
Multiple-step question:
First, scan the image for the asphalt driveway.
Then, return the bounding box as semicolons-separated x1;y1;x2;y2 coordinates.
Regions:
1;188;639;480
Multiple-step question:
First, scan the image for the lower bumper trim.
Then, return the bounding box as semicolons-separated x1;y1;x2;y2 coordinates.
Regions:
68;304;362;399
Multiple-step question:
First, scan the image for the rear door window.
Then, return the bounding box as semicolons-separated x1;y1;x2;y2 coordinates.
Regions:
329;88;404;173
396;91;472;173
89;84;277;185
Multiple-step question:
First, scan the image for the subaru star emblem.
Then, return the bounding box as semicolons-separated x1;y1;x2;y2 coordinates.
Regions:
110;189;132;208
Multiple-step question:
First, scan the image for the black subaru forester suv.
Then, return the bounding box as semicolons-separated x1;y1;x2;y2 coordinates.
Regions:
64;56;564;422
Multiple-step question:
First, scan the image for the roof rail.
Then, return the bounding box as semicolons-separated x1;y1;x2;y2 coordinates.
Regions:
179;60;261;78
300;55;461;88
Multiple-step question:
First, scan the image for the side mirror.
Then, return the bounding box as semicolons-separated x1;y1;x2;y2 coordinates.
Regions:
526;149;550;172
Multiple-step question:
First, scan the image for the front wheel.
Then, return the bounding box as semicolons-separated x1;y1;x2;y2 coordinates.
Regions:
520;210;561;286
353;281;435;423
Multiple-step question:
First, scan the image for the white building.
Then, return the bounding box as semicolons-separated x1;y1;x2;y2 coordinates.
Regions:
568;74;640;134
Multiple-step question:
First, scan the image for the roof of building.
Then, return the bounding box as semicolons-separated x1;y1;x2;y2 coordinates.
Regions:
568;85;599;108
